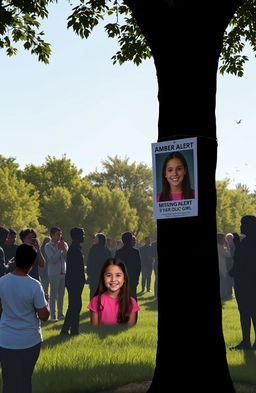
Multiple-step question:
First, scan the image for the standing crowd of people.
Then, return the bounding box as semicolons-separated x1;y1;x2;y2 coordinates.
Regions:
0;225;158;392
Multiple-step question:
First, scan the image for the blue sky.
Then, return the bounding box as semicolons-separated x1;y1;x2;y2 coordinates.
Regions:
1;2;256;191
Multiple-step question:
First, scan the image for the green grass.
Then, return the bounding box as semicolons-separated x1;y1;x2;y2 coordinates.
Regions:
2;283;256;393
32;284;157;393
222;297;256;392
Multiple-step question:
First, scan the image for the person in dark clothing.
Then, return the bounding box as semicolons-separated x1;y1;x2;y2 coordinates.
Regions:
87;233;112;300
60;227;85;335
19;229;45;280
139;237;154;293
3;228;19;273
115;232;141;300
0;227;9;277
230;215;256;350
151;240;158;298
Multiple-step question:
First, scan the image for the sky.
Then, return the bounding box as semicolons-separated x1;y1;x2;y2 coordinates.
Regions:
1;3;256;191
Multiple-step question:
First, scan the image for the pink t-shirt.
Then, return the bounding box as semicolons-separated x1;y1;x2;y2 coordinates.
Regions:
157;190;195;202
87;292;140;325
157;192;183;202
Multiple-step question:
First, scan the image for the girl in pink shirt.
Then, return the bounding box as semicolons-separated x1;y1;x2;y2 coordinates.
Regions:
157;151;195;202
87;258;140;326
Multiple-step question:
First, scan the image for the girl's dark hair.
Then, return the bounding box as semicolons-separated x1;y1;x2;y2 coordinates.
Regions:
15;244;37;269
94;258;132;324
159;152;194;201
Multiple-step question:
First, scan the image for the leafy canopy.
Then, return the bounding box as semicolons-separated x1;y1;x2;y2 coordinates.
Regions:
1;0;255;75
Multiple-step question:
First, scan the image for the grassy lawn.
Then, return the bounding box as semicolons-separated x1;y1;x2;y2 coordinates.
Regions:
32;283;158;393
222;297;256;393
1;281;256;393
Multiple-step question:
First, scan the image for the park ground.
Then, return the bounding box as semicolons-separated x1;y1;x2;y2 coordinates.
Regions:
1;279;256;393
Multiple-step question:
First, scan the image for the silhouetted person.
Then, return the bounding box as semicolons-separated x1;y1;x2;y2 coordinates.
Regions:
151;240;158;298
61;227;86;335
87;233;111;300
19;228;45;280
0;227;9;277
3;228;19;273
115;232;141;300
139;237;154;293
38;237;51;294
230;215;256;350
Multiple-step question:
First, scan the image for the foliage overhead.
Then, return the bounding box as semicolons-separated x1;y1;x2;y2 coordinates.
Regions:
219;0;256;76
0;0;255;75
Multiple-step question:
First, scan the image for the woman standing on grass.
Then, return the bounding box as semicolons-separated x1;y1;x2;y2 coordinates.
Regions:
87;258;140;326
0;244;50;393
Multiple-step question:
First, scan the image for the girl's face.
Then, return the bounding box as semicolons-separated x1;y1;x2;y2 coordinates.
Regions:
104;265;125;296
165;157;186;191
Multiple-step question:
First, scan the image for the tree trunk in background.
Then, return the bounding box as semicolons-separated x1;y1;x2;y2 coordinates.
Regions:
125;1;246;391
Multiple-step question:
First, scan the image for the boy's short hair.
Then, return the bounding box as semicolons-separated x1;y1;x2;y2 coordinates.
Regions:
50;227;61;235
15;244;37;269
0;226;9;241
121;231;133;245
19;228;36;242
70;227;84;240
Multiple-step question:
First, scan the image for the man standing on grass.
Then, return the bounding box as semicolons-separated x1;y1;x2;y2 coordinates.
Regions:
45;227;68;322
60;227;85;336
139;237;154;293
115;231;141;301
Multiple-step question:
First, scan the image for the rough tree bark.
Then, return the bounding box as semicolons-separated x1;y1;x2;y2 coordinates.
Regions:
125;1;246;392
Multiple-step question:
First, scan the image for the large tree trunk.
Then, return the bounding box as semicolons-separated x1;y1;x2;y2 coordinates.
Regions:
125;1;246;392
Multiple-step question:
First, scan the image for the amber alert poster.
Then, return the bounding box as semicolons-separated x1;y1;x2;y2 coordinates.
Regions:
152;137;198;219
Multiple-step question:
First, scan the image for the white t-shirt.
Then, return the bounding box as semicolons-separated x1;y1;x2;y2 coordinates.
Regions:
0;273;47;349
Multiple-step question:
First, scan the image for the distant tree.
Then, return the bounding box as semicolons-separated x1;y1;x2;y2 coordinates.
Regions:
0;155;19;173
235;183;250;194
216;180;233;233
22;154;82;196
87;156;156;241
0;167;46;237
216;179;256;233
85;184;138;241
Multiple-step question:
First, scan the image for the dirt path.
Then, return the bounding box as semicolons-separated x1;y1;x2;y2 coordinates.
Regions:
97;381;152;393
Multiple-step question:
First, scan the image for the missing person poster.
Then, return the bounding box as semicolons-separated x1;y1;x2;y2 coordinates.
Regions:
152;137;198;219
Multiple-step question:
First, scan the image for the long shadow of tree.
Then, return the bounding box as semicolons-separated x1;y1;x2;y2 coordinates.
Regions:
33;362;154;393
137;296;158;312
41;311;132;348
229;350;256;387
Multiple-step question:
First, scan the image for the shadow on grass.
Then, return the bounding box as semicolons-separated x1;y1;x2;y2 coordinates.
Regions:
42;317;131;348
229;350;256;387
137;295;158;312
33;362;154;393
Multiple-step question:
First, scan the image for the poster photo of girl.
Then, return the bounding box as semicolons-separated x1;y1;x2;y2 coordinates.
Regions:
152;137;198;219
